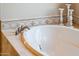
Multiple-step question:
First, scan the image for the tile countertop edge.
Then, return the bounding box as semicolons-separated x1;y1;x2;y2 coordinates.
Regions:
1;30;34;56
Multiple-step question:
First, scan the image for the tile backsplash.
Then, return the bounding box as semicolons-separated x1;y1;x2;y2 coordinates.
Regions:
1;15;60;30
1;15;79;30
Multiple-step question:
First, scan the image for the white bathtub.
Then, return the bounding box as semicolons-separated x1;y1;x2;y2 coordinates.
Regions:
23;25;79;56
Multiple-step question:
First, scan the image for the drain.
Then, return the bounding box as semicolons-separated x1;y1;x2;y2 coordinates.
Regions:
39;45;42;50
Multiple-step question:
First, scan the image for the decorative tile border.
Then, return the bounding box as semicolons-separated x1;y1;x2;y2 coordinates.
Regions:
2;15;77;30
1;16;60;30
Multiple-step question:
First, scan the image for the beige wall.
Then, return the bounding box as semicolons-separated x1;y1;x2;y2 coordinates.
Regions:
0;3;78;19
0;3;61;19
73;4;79;17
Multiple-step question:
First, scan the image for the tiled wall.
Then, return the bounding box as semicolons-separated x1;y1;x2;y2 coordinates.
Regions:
1;15;79;31
1;16;60;30
73;16;79;28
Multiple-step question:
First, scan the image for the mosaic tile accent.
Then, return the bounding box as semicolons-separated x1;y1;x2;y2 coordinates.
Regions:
2;15;78;30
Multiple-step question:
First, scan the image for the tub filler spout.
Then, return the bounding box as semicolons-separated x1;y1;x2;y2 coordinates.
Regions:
15;25;30;35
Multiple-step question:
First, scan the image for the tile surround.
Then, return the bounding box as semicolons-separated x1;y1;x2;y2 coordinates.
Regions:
1;15;79;30
1;16;60;30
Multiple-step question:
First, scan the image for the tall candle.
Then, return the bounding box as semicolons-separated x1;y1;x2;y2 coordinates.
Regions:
59;8;64;25
65;4;71;21
69;9;74;26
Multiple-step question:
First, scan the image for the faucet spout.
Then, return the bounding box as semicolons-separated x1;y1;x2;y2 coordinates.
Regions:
15;25;30;35
24;25;30;30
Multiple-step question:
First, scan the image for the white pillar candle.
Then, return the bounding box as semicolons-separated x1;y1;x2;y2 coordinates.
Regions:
69;9;74;26
58;8;64;25
65;4;71;21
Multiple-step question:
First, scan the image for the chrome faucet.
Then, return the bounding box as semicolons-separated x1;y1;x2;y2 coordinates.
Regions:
15;25;30;35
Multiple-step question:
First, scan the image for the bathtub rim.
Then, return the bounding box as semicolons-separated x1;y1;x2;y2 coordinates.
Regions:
20;25;79;56
19;32;47;56
26;25;79;33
